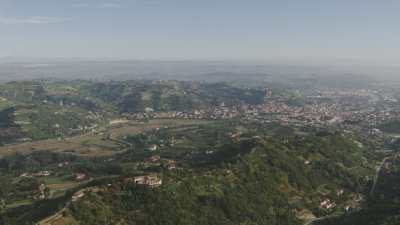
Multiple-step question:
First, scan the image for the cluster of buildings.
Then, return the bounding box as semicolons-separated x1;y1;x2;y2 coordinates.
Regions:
20;170;87;182
143;154;177;170
250;89;400;131
120;88;400;135
127;106;245;120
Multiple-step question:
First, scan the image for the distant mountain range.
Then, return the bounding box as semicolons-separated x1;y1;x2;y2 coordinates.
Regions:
0;59;387;89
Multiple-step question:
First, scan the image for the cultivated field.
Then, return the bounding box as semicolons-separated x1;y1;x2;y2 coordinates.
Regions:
0;119;210;158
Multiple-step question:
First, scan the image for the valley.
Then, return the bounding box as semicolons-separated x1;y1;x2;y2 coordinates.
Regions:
0;79;398;225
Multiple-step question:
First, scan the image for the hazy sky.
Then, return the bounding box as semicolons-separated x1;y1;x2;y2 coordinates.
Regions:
1;0;400;65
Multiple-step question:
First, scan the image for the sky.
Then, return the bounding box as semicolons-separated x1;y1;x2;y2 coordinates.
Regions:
1;0;400;66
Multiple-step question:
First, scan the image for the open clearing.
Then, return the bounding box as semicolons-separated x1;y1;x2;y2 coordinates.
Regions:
0;119;211;158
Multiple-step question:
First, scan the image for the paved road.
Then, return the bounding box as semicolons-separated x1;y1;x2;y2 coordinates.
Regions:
370;157;390;197
35;177;116;225
36;199;72;225
304;214;341;225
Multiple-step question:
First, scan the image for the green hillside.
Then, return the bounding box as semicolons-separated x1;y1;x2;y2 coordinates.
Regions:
0;122;375;225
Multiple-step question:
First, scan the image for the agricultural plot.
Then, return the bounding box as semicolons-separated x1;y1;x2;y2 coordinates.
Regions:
0;119;211;158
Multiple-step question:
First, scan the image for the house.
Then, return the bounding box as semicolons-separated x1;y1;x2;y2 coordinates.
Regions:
20;173;32;178
72;191;85;202
166;160;177;170
325;202;336;209
75;173;87;181
320;198;336;210
133;175;162;188
148;144;158;151
35;171;51;177
145;107;154;113
38;183;46;193
231;132;241;139
205;150;214;155
145;155;161;163
320;199;330;208
336;188;344;197
38;183;47;199
58;161;69;168
109;119;129;126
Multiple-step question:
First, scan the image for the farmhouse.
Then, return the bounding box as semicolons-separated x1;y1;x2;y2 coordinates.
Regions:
132;175;162;188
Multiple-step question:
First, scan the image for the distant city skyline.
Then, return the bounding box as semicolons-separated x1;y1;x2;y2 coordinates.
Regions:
1;1;400;66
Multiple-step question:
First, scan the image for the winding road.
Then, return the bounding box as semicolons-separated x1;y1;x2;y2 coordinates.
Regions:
370;157;390;197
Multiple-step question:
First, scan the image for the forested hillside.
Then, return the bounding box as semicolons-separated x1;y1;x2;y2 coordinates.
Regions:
0;123;376;225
